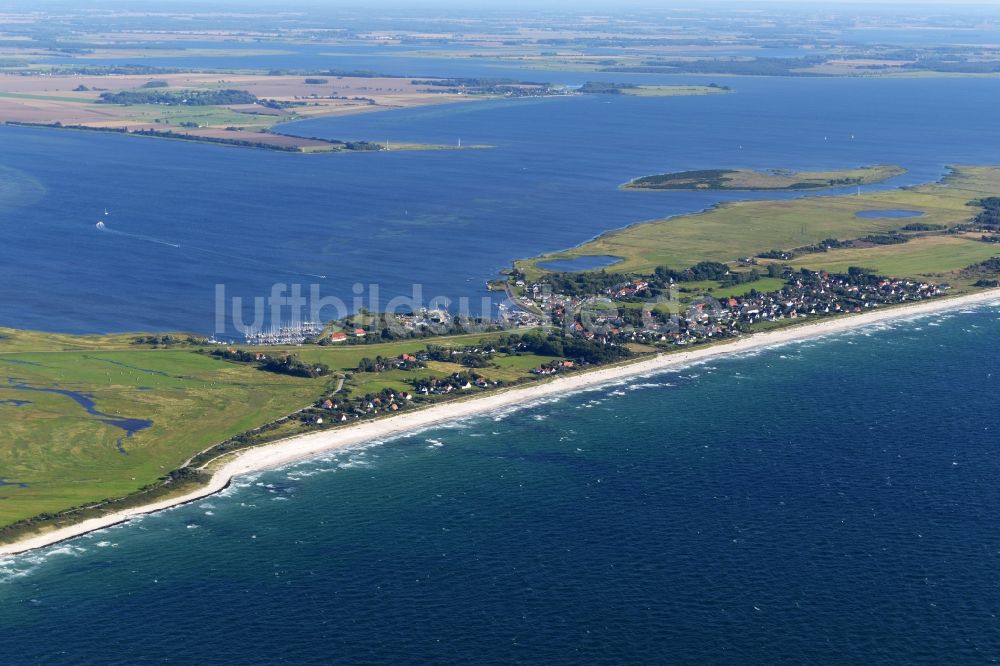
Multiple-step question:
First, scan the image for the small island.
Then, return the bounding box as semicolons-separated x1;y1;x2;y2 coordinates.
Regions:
624;165;906;191
579;81;732;97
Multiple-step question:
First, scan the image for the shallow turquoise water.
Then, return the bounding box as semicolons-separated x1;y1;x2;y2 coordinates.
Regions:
2;305;999;663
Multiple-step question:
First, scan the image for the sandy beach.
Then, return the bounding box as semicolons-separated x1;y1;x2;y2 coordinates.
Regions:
3;288;999;556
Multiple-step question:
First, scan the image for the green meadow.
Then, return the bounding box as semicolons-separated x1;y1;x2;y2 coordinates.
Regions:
0;347;322;526
784;234;1000;278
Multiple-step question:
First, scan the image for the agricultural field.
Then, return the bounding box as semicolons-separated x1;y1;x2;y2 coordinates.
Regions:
0;72;484;151
520;166;1000;279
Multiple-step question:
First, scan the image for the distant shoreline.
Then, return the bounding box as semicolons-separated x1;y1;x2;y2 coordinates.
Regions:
3;287;999;557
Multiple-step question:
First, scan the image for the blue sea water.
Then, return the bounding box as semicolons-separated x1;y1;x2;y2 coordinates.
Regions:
1;305;999;663
2;76;1000;334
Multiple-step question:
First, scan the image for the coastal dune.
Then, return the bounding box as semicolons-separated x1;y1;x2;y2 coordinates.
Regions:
3;288;999;556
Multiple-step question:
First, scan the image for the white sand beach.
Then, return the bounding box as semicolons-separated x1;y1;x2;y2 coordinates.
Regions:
3;288;999;556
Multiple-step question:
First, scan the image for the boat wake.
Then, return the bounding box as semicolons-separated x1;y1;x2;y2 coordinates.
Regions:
96;218;327;280
96;220;180;248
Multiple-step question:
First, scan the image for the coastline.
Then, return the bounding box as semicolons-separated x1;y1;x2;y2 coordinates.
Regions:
3;288;999;557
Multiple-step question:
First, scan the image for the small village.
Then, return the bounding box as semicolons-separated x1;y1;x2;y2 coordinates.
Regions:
520;266;949;348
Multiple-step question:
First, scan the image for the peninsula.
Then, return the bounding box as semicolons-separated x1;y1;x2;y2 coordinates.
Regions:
530;165;999;277
0;72;529;152
2;286;999;556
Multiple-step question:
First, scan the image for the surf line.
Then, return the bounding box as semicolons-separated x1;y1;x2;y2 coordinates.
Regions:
95;219;328;280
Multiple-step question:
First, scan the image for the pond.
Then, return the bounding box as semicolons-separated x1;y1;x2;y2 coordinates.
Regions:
854;209;925;219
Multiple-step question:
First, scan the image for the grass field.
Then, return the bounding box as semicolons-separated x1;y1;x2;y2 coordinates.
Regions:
520;166;1000;279
784;234;1000;278
0;349;324;526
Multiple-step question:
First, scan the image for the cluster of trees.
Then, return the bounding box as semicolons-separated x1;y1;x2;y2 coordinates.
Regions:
540;260;764;298
98;88;258;106
342;140;383;151
758;249;794;260
973;197;1000;229
967;257;1000;273
210;348;258;363
862;233;909;245
847;266;878;278
423;344;493;367
357;356;392;372
655;261;736;283
757;232;910;262
209;348;329;378
258;99;308;110
498;331;631;365
630;169;735;189
902;222;947;232
131;334;205;347
260;354;329;378
356;355;425;372
542;270;630;297
796;237;852;254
